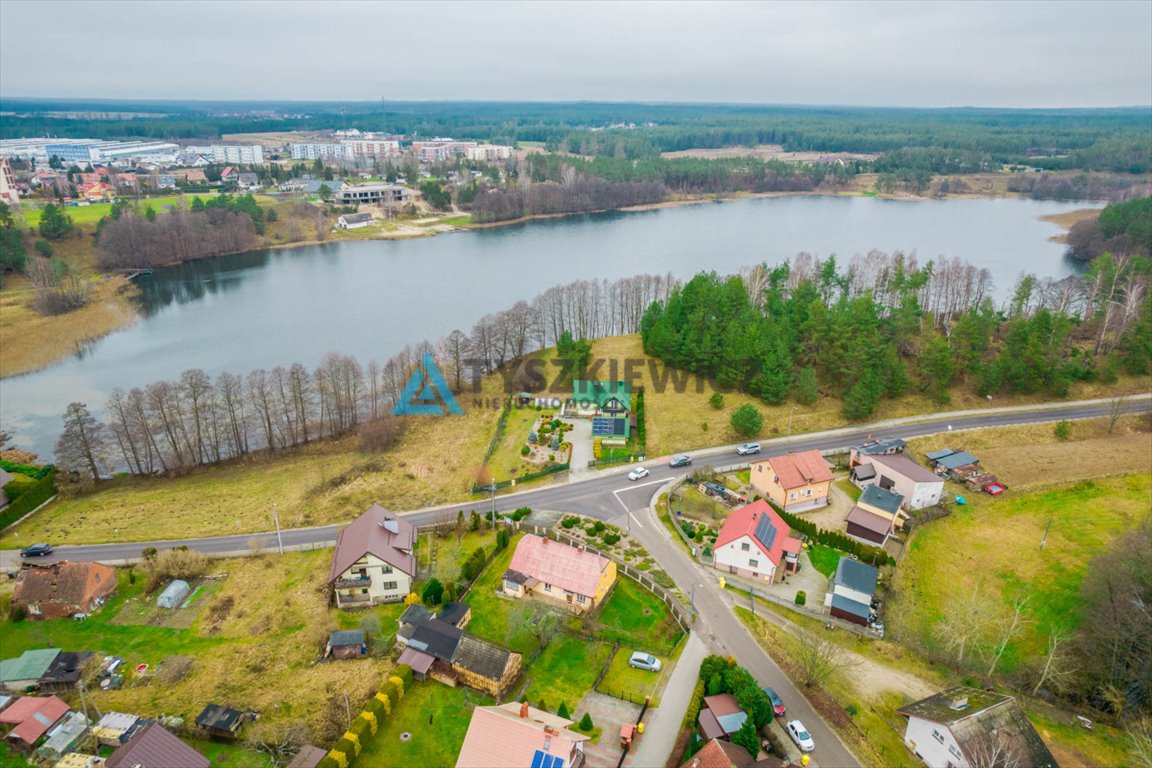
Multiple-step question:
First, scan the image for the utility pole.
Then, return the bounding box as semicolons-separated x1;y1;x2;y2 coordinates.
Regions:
750;585;756;616
272;503;284;556
490;483;497;522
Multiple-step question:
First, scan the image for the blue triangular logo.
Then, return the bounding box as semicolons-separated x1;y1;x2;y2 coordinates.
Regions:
393;353;464;415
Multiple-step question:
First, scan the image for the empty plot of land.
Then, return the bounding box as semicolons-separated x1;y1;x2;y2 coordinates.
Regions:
660;144;879;162
980;431;1151;489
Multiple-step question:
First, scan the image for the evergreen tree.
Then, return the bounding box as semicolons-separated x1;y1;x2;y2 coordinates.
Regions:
795;367;819;405
730;404;763;437
920;335;955;404
38;203;73;240
730;710;760;757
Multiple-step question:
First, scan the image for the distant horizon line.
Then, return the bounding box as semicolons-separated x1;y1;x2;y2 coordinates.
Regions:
1;96;1150;112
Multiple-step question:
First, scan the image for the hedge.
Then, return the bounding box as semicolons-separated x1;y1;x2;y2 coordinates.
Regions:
682;678;706;730
0;469;56;530
771;498;895;566
0;460;52;480
394;664;414;691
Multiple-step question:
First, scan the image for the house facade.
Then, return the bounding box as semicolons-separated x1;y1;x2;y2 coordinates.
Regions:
899;686;1058;768
713;500;801;583
854;453;943;511
327;505;416;608
749;450;833;512
13;561;117;620
502;534;616;614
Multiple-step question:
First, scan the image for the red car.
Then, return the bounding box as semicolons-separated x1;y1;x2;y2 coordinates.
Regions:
763;687;786;717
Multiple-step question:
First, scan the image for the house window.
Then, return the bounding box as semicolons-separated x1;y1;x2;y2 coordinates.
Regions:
381;565;392;574
789;492;797;500
741;542;750;552
948;745;962;759
805;489;812;496
361;588;369;595
749;559;759;568
382;581;397;591
756;465;762;472
577;594;587;604
544;583;551;592
932;730;945;745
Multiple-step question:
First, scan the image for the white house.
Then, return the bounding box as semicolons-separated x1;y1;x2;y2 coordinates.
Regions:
713;500;801;583
337;212;373;230
898;687;1058;768
853;453;943;510
327;505;416;608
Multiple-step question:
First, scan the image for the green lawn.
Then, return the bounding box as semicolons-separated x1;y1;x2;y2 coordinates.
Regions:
459;533;548;654
185;738;272;768
596;647;666;707
417;527;499;584
21;195;216;226
486;406;551;482
357;681;492;768
834;478;862;502
668;485;729;526
891;474;1151;674
520;634;613;714
595;577;683;655
806;543;841;577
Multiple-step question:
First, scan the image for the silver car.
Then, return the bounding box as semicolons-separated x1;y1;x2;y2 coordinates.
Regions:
628;652;662;672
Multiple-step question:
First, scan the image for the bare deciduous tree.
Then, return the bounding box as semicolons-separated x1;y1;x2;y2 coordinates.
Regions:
795;629;856;688
54;401;109;485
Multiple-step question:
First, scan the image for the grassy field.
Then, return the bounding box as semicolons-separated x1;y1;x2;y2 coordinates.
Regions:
458;534;548;655
18;195;209;227
890;473;1151;674
597;647;667;707
417;528;499;584
520;634;613;713
2;371;509;545
0;550;395;738
834;478;862;502
595;577;684;655
356;681;492;768
484;405;552;482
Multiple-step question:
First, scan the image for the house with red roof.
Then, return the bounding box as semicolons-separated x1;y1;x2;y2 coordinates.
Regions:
749;450;833;512
502;534;616;614
714;500;801;583
327;505;416;609
0;695;70;749
456;702;588;768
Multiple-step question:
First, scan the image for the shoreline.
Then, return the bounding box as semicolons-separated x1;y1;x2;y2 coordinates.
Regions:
0;189;1105;380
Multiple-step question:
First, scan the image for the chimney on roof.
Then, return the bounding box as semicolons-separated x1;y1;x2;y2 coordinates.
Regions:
542;537;548;545
520;702;529;718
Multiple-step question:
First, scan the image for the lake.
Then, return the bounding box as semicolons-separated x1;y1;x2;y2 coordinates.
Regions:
0;195;1096;458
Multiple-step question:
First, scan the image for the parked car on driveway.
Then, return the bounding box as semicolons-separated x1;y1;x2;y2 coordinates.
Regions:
736;442;761;456
787;720;814;752
763;687;786;717
628;652;662;672
668;455;692;468
19;543;53;557
628;467;650;481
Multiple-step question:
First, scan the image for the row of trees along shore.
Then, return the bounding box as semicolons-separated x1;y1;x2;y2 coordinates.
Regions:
55;273;678;480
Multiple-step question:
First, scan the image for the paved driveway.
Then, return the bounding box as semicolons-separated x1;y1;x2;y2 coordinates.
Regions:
568;418;594;477
577;691;641;768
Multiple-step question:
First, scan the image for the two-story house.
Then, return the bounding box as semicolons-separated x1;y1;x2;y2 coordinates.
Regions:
749;450;833;512
713;500;801;583
327;504;416;608
845;484;906;547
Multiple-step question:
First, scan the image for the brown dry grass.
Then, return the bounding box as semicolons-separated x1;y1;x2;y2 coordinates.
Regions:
660;144;880;163
1040;208;1101;244
0;273;138;378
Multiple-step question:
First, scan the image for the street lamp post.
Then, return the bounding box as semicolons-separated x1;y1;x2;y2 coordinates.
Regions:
489;482;497;522
272;503;284;556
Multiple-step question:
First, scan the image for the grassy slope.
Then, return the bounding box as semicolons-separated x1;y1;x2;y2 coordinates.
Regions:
0;549;395;738
890;473;1150;673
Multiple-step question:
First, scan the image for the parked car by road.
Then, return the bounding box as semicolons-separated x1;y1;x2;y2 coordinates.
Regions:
668;455;692;468
787;720;814;752
628;652;662;672
763;687;786;717
19;543;53;557
627;467;650;481
736;442;761;456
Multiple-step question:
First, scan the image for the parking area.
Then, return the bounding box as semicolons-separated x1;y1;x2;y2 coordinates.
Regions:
575;691;643;768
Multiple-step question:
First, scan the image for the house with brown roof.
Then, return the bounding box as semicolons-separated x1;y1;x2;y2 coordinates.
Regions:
456;702;589;768
680;737;755;768
898;686;1057;768
13;561;117;620
502;534;616;614
749;451;833;512
713;501;801;583
327;505;416;608
105;721;210;768
696;694;747;741
0;695;70;749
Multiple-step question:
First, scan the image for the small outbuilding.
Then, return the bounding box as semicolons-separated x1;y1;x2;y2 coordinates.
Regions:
337;212;373;229
326;630;367;660
156;580;190;609
195;704;248;739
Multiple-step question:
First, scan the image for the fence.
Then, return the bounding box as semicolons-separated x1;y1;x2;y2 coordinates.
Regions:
470;462;570;494
0;469;57;532
540;526;692;631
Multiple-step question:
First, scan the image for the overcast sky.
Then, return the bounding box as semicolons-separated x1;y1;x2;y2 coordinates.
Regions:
2;1;1149;108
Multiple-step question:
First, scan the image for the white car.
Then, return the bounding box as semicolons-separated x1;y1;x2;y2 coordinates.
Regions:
628;652;662;672
736;442;761;456
627;467;650;481
787;720;815;752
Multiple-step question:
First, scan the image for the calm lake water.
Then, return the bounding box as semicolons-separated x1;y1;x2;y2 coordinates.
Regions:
1;195;1096;458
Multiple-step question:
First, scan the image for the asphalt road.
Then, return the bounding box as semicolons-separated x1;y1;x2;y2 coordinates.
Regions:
7;396;1144;569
